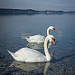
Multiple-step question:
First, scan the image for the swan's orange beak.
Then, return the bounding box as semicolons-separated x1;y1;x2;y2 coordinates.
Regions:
53;29;55;32
52;40;56;45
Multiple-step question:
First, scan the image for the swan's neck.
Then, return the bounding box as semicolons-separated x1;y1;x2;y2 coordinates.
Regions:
47;28;51;36
44;37;51;61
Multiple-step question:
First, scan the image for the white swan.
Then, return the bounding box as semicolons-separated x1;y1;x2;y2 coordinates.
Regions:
8;35;55;62
25;26;55;44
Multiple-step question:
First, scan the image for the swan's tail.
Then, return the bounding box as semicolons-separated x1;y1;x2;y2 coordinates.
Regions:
8;50;16;59
25;37;29;42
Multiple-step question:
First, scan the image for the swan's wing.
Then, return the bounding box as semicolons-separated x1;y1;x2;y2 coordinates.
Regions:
29;35;45;43
15;47;47;62
25;35;45;43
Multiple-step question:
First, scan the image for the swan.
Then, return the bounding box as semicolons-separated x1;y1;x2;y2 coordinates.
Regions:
25;26;55;44
8;35;55;62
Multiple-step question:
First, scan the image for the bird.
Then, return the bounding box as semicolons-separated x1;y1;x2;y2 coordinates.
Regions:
25;26;55;44
8;35;55;62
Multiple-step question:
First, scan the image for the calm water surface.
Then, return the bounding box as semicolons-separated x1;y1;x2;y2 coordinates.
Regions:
0;14;75;75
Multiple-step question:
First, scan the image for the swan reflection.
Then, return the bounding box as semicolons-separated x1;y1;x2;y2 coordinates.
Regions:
26;43;44;49
9;61;50;75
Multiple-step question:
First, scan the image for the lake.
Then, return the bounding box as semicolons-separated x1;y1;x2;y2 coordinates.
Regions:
0;14;75;75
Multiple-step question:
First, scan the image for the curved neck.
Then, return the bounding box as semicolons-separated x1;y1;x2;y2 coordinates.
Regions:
44;37;51;61
47;27;51;36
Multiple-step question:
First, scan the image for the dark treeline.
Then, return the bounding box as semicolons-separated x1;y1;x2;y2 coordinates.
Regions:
0;8;75;15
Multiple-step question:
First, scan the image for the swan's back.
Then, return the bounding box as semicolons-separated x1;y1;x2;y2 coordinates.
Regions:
25;35;45;43
14;47;47;62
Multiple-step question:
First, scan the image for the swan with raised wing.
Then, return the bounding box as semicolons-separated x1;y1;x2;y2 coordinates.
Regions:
25;26;55;44
8;35;55;62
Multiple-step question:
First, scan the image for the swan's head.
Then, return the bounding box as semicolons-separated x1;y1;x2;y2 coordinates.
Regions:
47;35;56;45
49;26;55;32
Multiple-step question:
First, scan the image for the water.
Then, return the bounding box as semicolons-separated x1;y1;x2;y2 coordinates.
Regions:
0;14;75;75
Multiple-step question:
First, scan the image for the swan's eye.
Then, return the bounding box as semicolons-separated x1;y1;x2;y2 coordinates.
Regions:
53;28;55;32
52;38;55;41
53;28;55;30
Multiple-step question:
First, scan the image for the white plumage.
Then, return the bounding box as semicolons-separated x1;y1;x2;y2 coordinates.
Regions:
8;35;55;62
25;35;45;44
